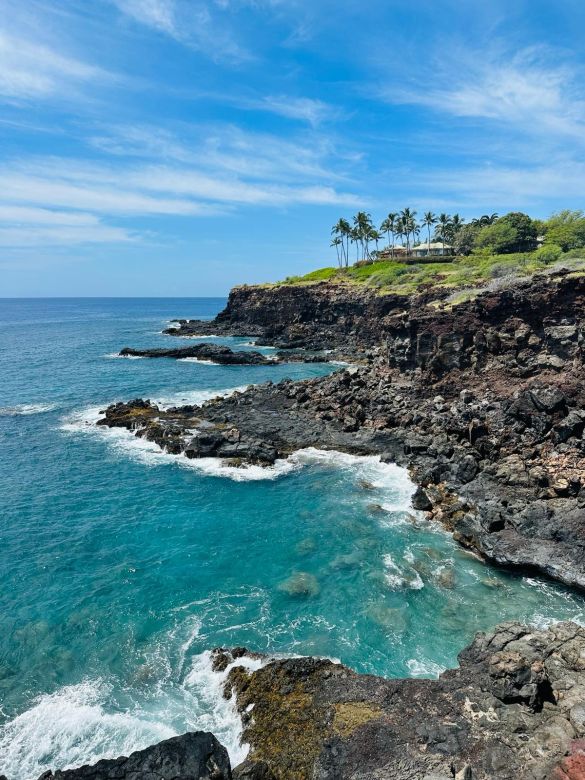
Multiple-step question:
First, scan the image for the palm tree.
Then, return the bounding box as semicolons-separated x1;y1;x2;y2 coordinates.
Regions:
339;218;352;267
436;213;452;254
422;211;437;254
400;207;418;253
394;216;406;252
380;212;398;258
451;214;464;234
331;218;351;267
472;213;499;227
353;211;374;260
369;228;383;259
350;226;360;262
330;237;343;268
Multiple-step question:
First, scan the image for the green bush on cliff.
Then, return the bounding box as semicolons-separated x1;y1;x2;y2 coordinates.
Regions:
280;250;585;296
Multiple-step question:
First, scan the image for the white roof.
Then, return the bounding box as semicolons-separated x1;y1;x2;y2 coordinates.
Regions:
412;242;453;250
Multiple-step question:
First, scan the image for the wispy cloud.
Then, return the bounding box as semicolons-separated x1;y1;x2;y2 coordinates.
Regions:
0;30;105;101
110;0;252;62
387;45;585;141
0;141;359;248
87;121;354;183
245;95;342;126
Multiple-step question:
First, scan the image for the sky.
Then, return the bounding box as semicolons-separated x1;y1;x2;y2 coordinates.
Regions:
1;0;585;296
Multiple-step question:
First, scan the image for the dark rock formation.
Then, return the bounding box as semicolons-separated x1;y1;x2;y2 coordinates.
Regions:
119;344;270;365
220;622;585;780
119;344;341;365
34;732;231;780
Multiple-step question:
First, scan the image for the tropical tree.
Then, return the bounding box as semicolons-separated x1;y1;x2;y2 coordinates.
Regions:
369;228;383;258
330;236;343;268
544;210;585;251
353;211;374;260
435;213;452;253
400;207;418;253
380;212;398;258
422;211;437;252
394;216;405;251
472;213;499;227
331;218;352;267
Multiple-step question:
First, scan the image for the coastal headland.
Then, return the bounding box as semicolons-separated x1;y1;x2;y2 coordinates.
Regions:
30;269;585;779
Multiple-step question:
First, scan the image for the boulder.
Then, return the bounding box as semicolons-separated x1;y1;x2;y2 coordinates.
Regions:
36;732;232;780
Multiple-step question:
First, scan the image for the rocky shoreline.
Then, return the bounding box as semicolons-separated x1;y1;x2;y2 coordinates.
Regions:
103;271;585;590
24;271;585;779
14;622;585;779
118;342;342;365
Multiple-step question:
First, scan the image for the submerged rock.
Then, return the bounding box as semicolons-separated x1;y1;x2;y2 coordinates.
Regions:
277;571;320;597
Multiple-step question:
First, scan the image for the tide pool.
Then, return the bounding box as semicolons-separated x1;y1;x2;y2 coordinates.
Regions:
1;298;584;780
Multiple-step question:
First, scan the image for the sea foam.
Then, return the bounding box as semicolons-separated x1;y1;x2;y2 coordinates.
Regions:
0;642;267;780
0;403;58;416
61;403;420;492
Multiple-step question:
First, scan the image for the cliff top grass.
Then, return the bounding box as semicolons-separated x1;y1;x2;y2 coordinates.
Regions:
273;248;585;302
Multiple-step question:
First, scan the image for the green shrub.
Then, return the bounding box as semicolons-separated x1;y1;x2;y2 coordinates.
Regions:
533;244;562;264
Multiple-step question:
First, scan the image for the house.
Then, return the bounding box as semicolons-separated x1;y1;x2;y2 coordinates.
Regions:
411;242;453;257
377;245;408;259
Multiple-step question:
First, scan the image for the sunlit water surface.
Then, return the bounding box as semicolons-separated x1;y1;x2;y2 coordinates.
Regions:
1;298;584;779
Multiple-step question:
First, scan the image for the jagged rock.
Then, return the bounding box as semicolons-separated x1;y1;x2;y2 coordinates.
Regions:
34;732;231;780
99;273;585;590
223;623;585;780
119;344;270;365
412;485;433;510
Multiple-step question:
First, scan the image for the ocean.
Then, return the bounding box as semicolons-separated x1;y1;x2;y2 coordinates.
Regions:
1;297;584;779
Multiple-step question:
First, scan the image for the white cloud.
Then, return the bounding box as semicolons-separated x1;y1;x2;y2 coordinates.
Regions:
246;95;340;126
388;46;585;141
110;0;251;62
402;159;585;210
0;147;359;249
0;30;104;101
111;0;178;36
0;224;135;247
87;122;352;184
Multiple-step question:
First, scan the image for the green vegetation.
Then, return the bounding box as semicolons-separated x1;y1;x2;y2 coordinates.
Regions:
277;208;585;298
327;208;585;266
278;250;585;299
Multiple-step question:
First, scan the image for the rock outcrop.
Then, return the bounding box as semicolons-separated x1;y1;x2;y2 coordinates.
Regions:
90;271;585;778
33;732;231;780
219;622;585;780
119;344;270;364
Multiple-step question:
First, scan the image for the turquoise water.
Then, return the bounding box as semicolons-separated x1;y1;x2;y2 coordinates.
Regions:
1;298;585;779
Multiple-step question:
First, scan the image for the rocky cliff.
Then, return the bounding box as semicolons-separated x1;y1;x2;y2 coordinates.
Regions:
54;270;585;779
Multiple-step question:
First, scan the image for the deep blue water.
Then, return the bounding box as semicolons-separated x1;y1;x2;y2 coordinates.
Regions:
1;298;585;779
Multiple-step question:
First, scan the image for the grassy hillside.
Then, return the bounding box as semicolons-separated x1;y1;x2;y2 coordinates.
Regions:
278;249;585;301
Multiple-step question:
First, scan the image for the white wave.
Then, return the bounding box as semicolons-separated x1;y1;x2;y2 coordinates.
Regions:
155;385;249;410
0;639;267;780
0;681;175;780
166;333;222;339
0;403;58;416
104;353;144;360
59;406;299;482
383;553;424;591
178;357;216;365
61;407;419;492
183;651;266;765
406;658;445;678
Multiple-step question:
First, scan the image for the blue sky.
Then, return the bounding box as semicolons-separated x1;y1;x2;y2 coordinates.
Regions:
1;0;585;296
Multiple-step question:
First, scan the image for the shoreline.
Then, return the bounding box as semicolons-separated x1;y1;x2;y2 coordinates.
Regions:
24;274;585;779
